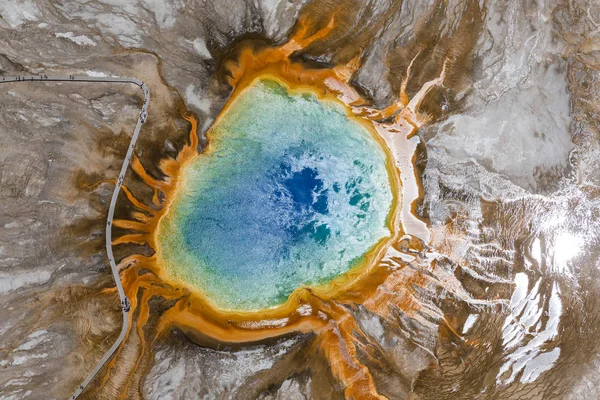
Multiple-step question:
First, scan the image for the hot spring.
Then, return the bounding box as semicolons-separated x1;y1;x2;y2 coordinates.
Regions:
156;78;394;311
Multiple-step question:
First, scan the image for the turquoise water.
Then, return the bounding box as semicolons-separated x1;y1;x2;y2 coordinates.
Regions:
158;79;393;311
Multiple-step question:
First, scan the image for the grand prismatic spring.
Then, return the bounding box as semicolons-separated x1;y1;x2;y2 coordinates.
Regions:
2;1;600;399
98;24;441;398
157;78;394;311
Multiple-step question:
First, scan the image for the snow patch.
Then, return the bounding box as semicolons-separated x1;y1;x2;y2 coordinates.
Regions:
261;0;282;14
361;314;385;342
191;38;211;59
86;71;107;77
4;220;20;228
55;32;97;46
276;379;306;398
15;330;49;351
0;270;52;294
462;314;478;334
521;347;561;384
185;85;211;114
497;277;562;385
94;13;141;46
12;353;47;366
0;0;40;28
141;0;182;29
4;378;29;386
